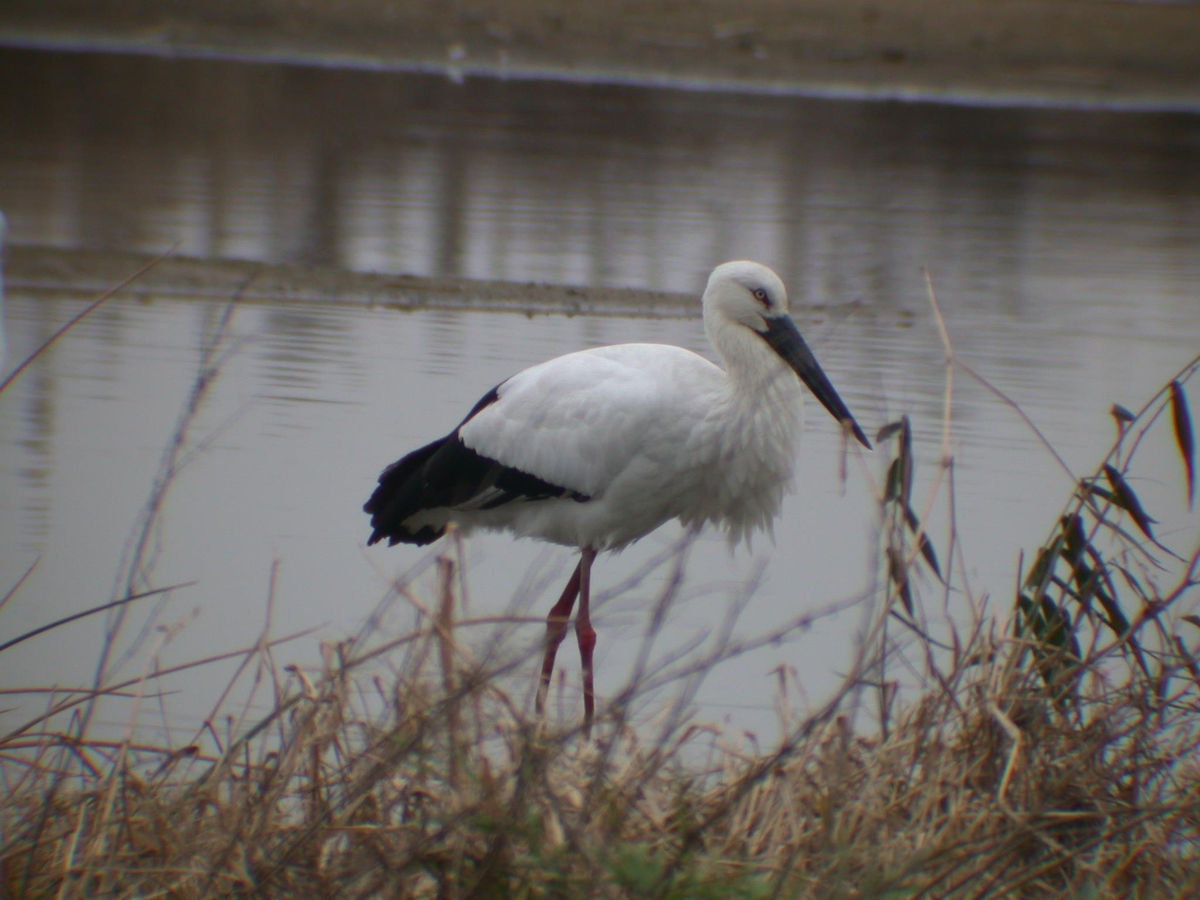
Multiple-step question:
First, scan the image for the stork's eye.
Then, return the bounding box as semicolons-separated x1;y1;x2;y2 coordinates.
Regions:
752;288;770;307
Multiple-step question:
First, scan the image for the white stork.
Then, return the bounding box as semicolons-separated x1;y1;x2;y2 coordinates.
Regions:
365;260;870;734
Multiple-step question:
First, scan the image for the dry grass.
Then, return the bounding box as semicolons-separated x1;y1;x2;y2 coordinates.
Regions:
3;568;1199;900
2;270;1199;899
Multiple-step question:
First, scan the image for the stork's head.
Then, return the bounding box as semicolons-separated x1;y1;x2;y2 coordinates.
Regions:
703;260;791;328
702;260;871;449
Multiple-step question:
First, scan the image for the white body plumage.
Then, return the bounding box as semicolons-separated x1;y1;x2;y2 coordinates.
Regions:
448;339;805;550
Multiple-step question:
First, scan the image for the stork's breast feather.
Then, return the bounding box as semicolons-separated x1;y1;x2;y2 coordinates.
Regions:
458;344;724;499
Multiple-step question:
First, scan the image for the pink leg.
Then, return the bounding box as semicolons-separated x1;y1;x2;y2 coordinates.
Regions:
535;560;581;714
575;547;598;737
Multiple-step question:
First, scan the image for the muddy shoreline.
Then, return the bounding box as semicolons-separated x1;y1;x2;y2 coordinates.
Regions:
3;1;1200;109
6;245;702;319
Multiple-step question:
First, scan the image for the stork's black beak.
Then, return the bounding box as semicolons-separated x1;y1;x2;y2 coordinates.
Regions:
761;315;871;449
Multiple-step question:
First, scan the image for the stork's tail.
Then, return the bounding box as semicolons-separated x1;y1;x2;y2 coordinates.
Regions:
363;437;448;547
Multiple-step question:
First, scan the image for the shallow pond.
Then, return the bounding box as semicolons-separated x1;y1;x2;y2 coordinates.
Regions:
1;49;1198;740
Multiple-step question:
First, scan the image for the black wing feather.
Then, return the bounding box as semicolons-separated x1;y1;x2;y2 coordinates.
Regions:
364;385;589;547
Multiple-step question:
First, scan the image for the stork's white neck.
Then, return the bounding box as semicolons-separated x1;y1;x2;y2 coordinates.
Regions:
719;331;804;447
693;315;805;543
707;314;802;400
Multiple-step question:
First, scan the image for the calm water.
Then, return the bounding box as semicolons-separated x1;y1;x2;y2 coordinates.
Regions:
1;49;1199;739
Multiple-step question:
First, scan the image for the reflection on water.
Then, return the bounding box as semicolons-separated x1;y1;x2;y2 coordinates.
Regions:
0;48;1199;737
2;49;1199;300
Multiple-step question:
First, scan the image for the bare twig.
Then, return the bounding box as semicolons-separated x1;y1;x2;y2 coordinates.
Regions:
0;583;195;655
0;244;179;395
